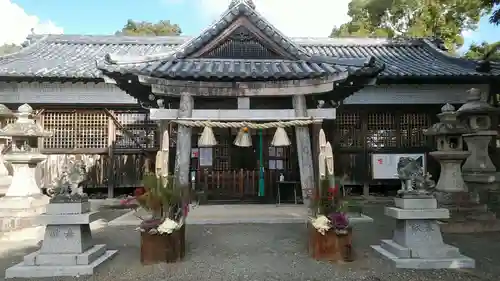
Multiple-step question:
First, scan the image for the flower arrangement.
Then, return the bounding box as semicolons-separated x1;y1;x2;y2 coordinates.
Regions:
121;173;184;235
311;176;350;235
310;130;350;236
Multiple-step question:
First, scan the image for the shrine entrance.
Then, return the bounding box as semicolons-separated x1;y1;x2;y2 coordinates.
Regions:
189;126;298;203
99;0;383;210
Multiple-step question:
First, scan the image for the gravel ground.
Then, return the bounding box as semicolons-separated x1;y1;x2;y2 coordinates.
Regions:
1;206;498;281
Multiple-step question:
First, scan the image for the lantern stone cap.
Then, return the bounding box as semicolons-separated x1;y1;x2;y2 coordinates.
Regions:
0;104;52;137
0;104;13;117
424;103;468;136
456;88;499;116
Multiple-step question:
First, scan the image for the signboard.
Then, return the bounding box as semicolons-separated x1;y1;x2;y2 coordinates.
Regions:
199;148;213;166
371;153;426;179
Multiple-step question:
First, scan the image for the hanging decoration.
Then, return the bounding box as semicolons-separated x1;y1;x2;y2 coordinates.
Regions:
271;126;291;147
319;128;327;154
172;119;321;129
325;141;334;175
234;127;252;147
156;129;170;180
198;126;217;147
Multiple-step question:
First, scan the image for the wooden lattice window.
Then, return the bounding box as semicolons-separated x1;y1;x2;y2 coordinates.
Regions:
335;112;363;148
400;113;429;147
367;113;396;148
114;111;157;149
214;129;230;171
266;129;293;171
43;111;108;150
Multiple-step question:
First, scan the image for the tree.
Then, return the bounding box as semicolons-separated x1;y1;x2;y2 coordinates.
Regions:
331;0;490;52
480;0;499;25
0;44;21;55
115;19;182;36
463;41;500;61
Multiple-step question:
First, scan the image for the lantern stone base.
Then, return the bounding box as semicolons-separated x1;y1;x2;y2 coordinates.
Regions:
5;200;117;278
0;175;12;196
435;191;500;233
371;197;475;269
0;194;49;233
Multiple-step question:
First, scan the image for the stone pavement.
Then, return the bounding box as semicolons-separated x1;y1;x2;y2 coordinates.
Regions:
109;204;373;225
1;205;500;281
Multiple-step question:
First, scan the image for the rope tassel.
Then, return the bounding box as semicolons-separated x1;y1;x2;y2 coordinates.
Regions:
198;126;217;147
234;127;252;147
271;127;291;147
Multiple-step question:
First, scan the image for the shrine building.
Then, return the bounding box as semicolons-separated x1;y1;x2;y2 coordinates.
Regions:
0;0;498;202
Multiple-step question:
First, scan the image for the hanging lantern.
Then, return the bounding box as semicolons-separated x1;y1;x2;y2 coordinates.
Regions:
319;128;327;154
325;141;334;176
271;126;291;147
198;126;217;147
234;127;252;147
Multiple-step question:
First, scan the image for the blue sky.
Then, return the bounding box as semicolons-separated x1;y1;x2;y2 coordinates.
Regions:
8;0;500;52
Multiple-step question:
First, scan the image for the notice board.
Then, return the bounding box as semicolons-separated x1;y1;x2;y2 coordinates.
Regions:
371;153;426;179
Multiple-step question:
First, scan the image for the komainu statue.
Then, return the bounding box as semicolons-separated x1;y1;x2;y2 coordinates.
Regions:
396;156;435;196
46;156;88;202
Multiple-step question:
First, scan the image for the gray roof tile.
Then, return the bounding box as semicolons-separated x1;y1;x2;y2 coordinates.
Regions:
101;58;369;80
0;35;495;80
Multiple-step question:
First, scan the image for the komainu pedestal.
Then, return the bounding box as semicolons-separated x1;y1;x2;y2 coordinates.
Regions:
371;195;474;269
5;196;117;278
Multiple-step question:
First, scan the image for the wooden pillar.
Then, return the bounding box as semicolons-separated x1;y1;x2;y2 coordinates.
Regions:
107;113;116;198
292;95;315;214
174;92;194;214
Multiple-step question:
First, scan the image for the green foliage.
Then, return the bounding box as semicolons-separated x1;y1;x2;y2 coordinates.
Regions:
138;173;182;219
116;19;182;36
331;0;495;52
480;0;499;25
0;44;21;55
463;41;500;61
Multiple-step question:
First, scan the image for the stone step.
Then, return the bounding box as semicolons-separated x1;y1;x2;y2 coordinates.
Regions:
440;219;500;233
446;204;488;213
23;244;107;266
448;210;497;222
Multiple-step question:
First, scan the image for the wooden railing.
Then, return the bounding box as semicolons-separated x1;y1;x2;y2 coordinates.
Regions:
194;169;297;201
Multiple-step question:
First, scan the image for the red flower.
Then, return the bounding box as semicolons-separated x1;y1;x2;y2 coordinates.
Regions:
327;184;340;200
134;187;146;197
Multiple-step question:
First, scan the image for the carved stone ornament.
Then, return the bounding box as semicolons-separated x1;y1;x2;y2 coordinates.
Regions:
48;156;89;203
397;156;435;196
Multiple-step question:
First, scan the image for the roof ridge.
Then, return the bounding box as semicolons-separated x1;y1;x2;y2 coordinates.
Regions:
0;35;50;61
421;38;478;70
18;34;429;47
27;34;190;45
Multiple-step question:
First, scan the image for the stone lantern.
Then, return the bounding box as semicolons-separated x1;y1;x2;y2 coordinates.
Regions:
0;104;51;197
424;103;470;205
0;104;52;232
0;104;13;195
456;88;500;197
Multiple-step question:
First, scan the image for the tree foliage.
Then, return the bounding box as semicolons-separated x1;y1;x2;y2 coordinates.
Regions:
463;41;500;61
331;0;492;52
0;44;21;55
481;0;499;25
116;19;182;36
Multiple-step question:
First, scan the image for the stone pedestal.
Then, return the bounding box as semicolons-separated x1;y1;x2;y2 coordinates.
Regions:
0;139;12;196
5;199;117;278
371;195;474;269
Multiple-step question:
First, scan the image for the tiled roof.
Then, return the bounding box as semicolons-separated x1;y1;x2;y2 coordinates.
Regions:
0;35;495;80
100;0;381;81
102;58;372;80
